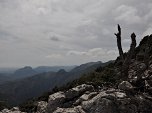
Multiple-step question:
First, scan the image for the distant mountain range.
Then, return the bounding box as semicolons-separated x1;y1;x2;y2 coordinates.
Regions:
0;65;76;74
0;65;76;84
12;66;37;79
0;68;17;74
0;61;111;106
34;66;76;73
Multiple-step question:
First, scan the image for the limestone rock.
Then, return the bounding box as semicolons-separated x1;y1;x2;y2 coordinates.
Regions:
0;107;26;113
36;101;47;113
53;106;85;113
82;94;116;113
118;81;133;91
114;92;126;98
10;107;20;111
82;91;115;113
81;89;127;113
47;84;94;112
47;91;65;113
65;84;94;99
74;92;98;105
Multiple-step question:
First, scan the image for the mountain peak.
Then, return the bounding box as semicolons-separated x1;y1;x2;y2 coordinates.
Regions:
57;69;67;74
13;66;36;78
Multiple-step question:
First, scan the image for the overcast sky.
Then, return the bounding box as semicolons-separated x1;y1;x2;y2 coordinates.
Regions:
0;0;152;67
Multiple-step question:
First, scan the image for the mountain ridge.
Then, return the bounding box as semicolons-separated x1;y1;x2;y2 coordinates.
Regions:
0;61;109;107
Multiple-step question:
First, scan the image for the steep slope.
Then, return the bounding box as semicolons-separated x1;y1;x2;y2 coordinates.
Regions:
64;61;113;83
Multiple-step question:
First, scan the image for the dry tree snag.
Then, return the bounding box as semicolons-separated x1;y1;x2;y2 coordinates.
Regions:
115;24;124;61
144;36;151;68
122;33;136;78
115;25;137;79
124;33;136;64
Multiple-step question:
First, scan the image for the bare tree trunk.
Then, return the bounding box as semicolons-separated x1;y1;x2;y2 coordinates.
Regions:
125;33;136;62
144;36;150;68
122;33;136;78
115;24;124;61
114;25;137;79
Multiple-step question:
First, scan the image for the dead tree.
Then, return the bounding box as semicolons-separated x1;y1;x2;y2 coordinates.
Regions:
115;24;124;61
144;36;151;68
122;33;136;78
115;25;137;79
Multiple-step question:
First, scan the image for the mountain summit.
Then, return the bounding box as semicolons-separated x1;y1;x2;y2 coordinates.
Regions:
13;66;37;79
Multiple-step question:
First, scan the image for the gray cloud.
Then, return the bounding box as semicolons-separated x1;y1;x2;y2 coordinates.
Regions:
50;35;60;42
0;0;152;67
0;30;21;43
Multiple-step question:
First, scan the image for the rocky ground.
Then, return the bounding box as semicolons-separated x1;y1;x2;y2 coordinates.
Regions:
1;81;152;113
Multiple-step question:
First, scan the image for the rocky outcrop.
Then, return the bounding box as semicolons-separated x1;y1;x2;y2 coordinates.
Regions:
46;83;152;113
81;88;128;113
74;92;98;105
47;92;65;112
47;84;94;112
36;101;47;113
65;84;94;99
33;83;151;113
53;106;85;113
37;84;152;113
118;81;133;91
1;83;152;113
0;107;25;113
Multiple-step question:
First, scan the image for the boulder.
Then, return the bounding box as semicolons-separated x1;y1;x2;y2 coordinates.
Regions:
47;91;65;113
74;92;98;105
114;92;126;98
82;96;116;113
0;108;26;113
53;106;85;113
81;89;127;113
82;91;116;113
47;84;94;112
0;109;11;113
118;81;133;91
65;84;94;99
36;101;47;113
10;107;20;111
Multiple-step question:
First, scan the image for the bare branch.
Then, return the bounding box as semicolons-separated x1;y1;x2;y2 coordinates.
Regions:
114;24;124;60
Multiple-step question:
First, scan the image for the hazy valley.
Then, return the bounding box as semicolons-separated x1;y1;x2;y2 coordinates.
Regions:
0;61;111;106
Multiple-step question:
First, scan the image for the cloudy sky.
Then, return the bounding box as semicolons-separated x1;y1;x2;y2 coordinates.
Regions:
0;0;152;67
